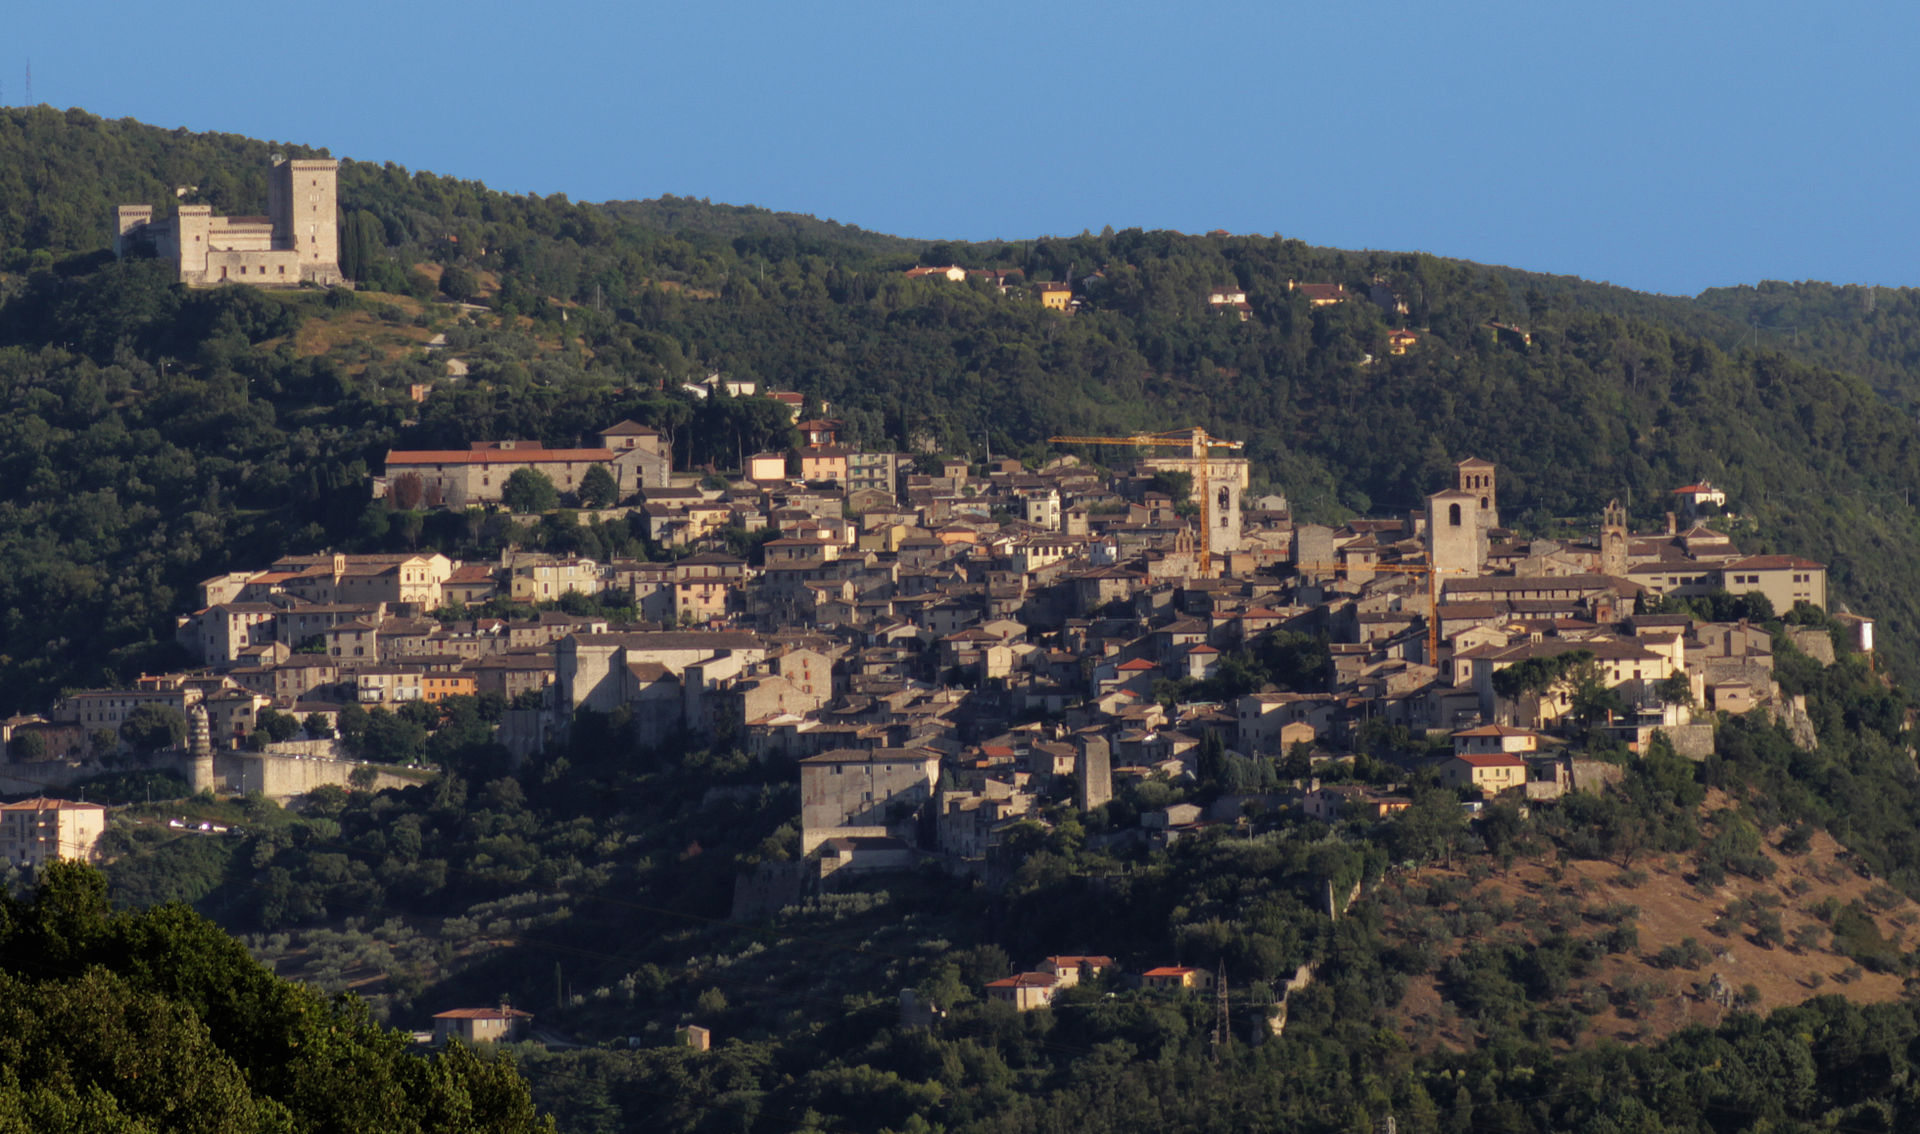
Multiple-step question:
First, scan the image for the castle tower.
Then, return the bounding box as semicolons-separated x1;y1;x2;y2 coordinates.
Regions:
188;704;216;794
1599;499;1629;578
269;158;341;284
1455;457;1499;531
173;205;214;279
113;205;153;257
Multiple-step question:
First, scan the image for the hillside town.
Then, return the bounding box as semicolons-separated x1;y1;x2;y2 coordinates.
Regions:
0;411;1867;923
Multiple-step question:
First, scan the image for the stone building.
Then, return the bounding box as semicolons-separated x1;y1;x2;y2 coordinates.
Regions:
377;423;672;508
114;158;342;286
431;1006;533;1045
799;747;941;853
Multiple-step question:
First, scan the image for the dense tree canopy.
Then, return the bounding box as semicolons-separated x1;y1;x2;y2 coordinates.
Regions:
0;861;550;1132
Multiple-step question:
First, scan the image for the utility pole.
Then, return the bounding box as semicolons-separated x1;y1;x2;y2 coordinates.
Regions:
1210;958;1229;1058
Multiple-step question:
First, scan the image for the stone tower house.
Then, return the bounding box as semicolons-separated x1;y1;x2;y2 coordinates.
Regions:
1074;734;1112;812
1427;489;1486;580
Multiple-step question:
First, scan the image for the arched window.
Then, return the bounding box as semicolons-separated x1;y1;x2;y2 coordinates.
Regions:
1480;496;1489;510
1218;487;1230;527
1449;503;1462;527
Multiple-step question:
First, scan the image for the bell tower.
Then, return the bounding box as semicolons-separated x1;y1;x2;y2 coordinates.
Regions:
1455;457;1498;531
1427;490;1485;579
1600;499;1629;578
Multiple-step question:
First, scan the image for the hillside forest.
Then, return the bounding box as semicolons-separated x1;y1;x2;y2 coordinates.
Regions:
8;105;1920;1131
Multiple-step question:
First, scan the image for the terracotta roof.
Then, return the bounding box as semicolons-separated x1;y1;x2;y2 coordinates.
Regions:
1451;753;1527;767
385;448;612;466
600;419;659;436
432;1007;534;1020
1725;555;1824;570
986;973;1061;989
1452;725;1538;738
0;797;104;811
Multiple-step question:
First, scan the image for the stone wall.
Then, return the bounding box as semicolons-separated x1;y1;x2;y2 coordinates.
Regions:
1789;627;1837;666
212;752;428;802
1656;723;1717;760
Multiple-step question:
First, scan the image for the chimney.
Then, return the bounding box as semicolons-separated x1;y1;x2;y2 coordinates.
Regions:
1665;512;1676;537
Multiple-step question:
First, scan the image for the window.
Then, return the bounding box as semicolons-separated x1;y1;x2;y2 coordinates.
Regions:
1448;503;1462;527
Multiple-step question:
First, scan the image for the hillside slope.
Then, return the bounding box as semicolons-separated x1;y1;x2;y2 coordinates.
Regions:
7;107;1920;693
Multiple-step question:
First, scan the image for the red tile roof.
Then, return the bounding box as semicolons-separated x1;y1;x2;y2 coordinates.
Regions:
1451;753;1527;767
432;1007;534;1019
985;973;1061;988
385;448;613;466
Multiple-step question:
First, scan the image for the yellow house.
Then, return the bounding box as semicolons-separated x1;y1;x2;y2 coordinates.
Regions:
1441;753;1528;794
1140;966;1208;991
1038;282;1072;311
1720;555;1827;614
509;558;603;602
858;523;915;553
1450;724;1542;757
986;972;1061;1011
432;1007;534;1044
1388;329;1419;355
796;446;850;484
747;451;790;482
1289;281;1349;306
0;798;107;867
423;673;478;703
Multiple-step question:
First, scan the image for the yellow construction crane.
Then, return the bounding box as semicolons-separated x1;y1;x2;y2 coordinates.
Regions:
1293;560;1453;666
1047;428;1245;576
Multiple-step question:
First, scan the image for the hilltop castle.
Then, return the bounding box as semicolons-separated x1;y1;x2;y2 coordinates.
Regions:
113;157;343;287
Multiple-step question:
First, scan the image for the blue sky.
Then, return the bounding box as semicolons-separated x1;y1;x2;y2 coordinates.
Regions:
10;1;1914;295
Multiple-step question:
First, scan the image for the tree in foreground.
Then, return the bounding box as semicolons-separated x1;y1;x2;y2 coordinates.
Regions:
502;468;558;514
578;463;618;508
0;862;553;1132
120;704;188;756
